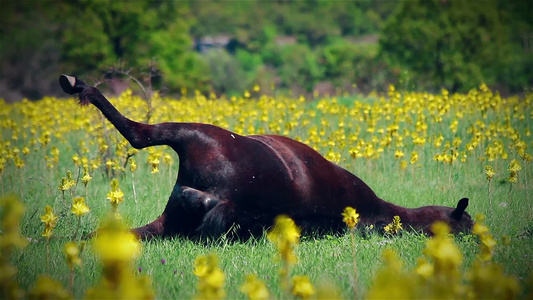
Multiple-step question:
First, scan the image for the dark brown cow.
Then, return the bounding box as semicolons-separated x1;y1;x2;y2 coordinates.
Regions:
59;75;473;240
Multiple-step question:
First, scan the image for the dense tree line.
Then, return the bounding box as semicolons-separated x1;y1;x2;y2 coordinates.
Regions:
1;0;530;101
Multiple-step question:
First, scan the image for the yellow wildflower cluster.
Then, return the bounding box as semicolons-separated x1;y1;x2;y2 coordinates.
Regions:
366;249;415;299
0;80;531;299
81;166;92;187
485;165;495;181
193;253;226;299
0;195;28;300
239;274;270;300
507;159;521;184
291;275;316;299
71;196;90;216
86;215;154;299
341;207;359;230
1;84;531;201
147;151;160;174
365;220;520;299
107;178;124;207
472;214;496;262
58;170;76;192
267;215;301;266
28;275;71;300
417;222;463;298
63;242;82;270
40;205;58;239
383;215;403;235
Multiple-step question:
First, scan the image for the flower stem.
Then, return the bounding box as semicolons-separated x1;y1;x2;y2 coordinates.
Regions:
73;216;81;241
69;269;74;294
487;179;492;209
46;238;50;274
350;229;358;299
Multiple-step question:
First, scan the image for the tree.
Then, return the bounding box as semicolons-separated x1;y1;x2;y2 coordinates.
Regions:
60;0;205;92
379;0;529;92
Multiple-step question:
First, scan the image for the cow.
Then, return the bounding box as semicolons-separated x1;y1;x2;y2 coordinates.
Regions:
59;74;473;240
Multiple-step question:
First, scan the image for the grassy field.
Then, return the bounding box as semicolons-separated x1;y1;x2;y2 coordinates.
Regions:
1;85;532;299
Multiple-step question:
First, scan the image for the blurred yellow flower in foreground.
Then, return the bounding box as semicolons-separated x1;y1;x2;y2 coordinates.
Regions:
29;275;71;300
86;215;153;300
93;217;140;262
366;249;415;299
267;215;301;265
0;195;28;300
63;241;82;269
194;253;226;299
291;275;315;299
240;274;270;300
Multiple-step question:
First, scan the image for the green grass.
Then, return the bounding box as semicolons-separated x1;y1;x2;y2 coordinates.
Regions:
2;93;533;299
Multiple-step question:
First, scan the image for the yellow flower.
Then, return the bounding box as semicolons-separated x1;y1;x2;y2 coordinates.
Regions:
473;214;497;262
81;166;92;187
267;215;301;268
129;157;137;172
28;275;71;300
71;196;90;216
415;257;434;279
40;205;58;238
148;154;160;174
86;215;154;300
365;249;415;299
342;206;359;229
64;241;82;269
384;215;403;234
394;149;404;159
291;275;315;299
0;195;29;299
1;195;27;248
163;153;173;165
22;146;30;155
72;154;80;166
107;179;124;205
240;274;270;300
508;159;522;172
484;165;495;180
410;151;418;165
93;218;141;262
268;215;301;246
194;253;226;299
466;261;520;300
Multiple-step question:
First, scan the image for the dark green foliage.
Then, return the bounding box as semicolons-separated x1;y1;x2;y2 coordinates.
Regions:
1;0;530;100
379;0;532;92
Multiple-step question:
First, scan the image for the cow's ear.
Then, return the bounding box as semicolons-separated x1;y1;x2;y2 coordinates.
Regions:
451;198;469;220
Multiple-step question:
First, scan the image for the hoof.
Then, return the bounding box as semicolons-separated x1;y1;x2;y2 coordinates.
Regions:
59;74;86;95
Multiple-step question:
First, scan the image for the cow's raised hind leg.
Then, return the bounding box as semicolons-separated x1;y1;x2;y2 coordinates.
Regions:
59;74;179;150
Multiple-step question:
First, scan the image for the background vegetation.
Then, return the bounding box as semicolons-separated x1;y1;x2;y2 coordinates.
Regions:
1;0;531;101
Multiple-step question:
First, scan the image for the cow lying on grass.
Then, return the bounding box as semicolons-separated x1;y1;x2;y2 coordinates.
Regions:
59;74;473;240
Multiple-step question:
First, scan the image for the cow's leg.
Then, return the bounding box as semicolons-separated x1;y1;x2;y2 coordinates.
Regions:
132;185;221;240
198;201;237;238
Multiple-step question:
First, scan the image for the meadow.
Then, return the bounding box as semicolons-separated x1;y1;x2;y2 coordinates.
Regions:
1;84;532;299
